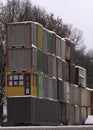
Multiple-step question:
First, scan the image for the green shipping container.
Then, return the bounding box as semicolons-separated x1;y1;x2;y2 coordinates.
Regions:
37;50;43;72
38;74;44;97
48;31;52;54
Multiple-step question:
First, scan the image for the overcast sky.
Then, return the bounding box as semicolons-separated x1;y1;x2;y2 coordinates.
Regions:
1;0;93;51
31;0;93;51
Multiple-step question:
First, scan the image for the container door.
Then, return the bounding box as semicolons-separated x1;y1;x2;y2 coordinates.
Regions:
25;74;30;95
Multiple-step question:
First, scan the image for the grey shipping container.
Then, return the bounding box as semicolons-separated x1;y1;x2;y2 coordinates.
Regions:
57;80;66;102
7;96;61;125
57;58;62;80
66;60;70;82
81;107;87;124
70;42;75;63
80;87;91;107
43;53;48;75
44;75;49;98
65;39;71;61
48;54;52;77
52;32;56;55
43;28;48;53
52;78;57;100
75;105;80;125
44;76;57;100
7;48;32;71
52;55;57;78
60;102;75;125
7;22;31;48
70;62;75;84
62;60;66;81
32;47;37;72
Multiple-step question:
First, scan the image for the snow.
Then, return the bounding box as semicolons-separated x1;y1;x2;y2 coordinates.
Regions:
85;115;93;124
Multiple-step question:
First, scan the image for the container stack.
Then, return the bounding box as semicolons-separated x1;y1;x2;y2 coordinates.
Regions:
5;21;92;126
6;21;64;125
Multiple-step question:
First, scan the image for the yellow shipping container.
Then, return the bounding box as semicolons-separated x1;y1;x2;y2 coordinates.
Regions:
37;23;43;49
6;72;38;97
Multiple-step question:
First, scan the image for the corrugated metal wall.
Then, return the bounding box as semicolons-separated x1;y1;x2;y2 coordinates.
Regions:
7;23;31;48
7;48;32;71
7;96;61;125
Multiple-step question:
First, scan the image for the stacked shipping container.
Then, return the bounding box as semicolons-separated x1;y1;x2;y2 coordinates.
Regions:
5;21;93;126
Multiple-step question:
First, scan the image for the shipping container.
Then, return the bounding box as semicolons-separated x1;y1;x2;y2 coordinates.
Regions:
52;78;57;100
75;105;80;125
70;62;75;84
57;80;66;102
66;60;70;82
52;55;57;78
74;85;80;106
43;53;48;75
31;73;38;96
7;22;31;48
80;87;91;107
57;58;62;80
86;107;92;117
90;90;93;107
60;38;65;60
70;84;75;105
48;31;52;54
52;32;56;55
65;82;70;103
70;41;75;63
48;54;52;77
56;35;61;58
65;39;71;61
81;107;87;124
7;96;61;125
6;72;38;97
75;66;86;87
31;22;37;47
43;75;49;98
43;28;48;53
37;49;43;72
7;48;32;71
37;23;43;49
48;77;53;99
38;73;44;97
60;102;75;125
32;47;37;72
62;60;66;81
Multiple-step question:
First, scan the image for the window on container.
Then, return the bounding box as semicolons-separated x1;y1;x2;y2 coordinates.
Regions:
7;74;24;86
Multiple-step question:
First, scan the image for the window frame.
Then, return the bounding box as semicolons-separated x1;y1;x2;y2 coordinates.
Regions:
7;74;24;87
